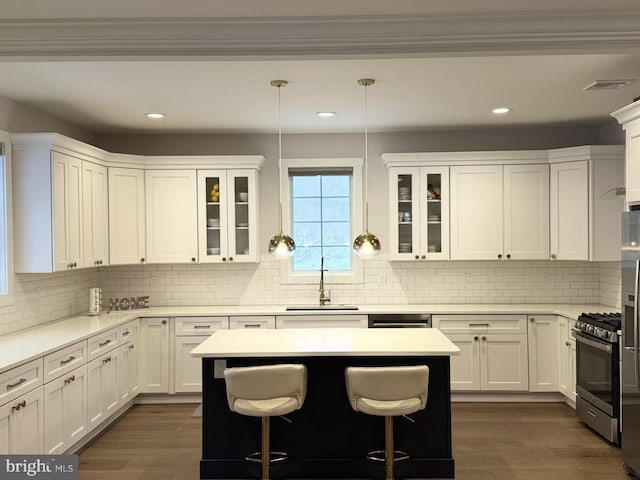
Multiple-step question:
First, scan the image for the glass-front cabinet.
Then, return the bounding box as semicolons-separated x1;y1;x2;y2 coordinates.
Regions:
388;166;449;261
197;169;259;263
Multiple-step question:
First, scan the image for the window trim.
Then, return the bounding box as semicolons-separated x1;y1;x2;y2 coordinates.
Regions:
0;130;14;306
279;157;364;285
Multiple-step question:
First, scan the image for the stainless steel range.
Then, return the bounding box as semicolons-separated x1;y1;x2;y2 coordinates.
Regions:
574;312;622;445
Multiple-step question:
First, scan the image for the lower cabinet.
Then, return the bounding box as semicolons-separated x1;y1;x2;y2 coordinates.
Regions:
140;318;170;393
558;317;577;402
87;349;120;432
43;365;88;454
434;315;529;392
119;320;140;403
528;315;559;392
0;386;44;454
174;336;206;393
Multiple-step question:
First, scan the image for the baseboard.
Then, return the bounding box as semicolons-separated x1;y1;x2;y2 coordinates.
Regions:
452;391;574;408
134;393;202;404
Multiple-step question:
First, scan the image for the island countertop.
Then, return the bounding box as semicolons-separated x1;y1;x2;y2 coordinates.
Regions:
190;327;461;358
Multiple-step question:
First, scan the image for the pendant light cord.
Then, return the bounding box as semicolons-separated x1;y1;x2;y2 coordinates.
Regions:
278;83;283;233
363;81;369;232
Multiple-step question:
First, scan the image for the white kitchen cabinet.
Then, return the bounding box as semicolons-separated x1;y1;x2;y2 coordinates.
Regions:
612;99;640;208
558;316;577;403
388;166;449;261
527;315;559;392
108;167;146;265
119;320;140;402
197;169;260;263
275;315;369;329
87;349;120;432
229;316;276;329
434;315;528;391
450;164;549;260
146;170;198;264
549;148;624;261
54;152;83;271
175;317;229;335
82;161;108;267
174;336;205;393
140;318;170;393
0;386;44;454
43;364;87;454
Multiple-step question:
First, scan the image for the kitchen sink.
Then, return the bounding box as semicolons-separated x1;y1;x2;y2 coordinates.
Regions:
286;305;359;311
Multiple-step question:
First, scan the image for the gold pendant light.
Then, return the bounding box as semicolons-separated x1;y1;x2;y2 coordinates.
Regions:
268;79;296;259
353;78;381;259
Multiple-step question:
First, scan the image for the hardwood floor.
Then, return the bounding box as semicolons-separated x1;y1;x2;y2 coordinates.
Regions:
78;402;629;479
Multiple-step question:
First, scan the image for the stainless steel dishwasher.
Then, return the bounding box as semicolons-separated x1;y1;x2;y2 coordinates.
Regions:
368;313;432;328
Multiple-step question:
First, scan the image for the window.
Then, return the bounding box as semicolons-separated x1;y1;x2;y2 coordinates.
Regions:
280;158;363;284
0;130;13;305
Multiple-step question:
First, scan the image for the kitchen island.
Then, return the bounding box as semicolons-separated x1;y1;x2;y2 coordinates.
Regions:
191;328;460;479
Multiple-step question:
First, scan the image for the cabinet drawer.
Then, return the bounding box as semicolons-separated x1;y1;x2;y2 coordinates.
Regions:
229;316;275;329
0;357;44;406
88;328;120;361
43;340;87;383
119;319;139;342
433;315;527;334
175;317;229;336
276;315;368;329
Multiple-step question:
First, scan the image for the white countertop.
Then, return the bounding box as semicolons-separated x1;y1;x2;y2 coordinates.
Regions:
191;328;461;357
0;303;617;373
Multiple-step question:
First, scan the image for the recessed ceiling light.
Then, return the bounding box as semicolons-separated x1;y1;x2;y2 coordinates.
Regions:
145;112;165;119
492;107;511;115
316;112;337;118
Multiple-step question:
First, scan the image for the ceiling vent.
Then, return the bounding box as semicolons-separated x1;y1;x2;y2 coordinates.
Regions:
584;79;636;91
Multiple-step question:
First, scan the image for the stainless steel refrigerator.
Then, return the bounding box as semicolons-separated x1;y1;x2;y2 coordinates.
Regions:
622;210;640;475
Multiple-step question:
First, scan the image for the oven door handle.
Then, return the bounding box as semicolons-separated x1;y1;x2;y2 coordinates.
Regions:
573;331;612;353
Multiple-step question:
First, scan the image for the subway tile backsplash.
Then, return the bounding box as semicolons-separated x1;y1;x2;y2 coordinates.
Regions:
0;259;621;336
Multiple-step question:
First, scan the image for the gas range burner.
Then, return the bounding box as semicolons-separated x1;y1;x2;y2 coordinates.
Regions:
576;312;621;342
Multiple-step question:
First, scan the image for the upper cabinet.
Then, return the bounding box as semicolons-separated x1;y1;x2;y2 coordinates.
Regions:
612;99;640;209
549;147;624;261
108;168;146;265
449;163;549;260
387;166;449;261
197;170;259;263
12;134;109;273
145;170;198;264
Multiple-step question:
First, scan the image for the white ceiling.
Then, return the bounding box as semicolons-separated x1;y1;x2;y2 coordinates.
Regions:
1;1;639;134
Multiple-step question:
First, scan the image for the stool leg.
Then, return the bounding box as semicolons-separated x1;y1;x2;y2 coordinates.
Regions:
385;416;394;480
262;416;270;480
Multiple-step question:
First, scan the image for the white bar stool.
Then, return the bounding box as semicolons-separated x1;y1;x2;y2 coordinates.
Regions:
345;366;429;480
224;364;307;480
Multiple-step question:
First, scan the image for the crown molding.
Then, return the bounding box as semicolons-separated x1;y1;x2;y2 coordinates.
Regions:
611;99;640;125
1;11;640;59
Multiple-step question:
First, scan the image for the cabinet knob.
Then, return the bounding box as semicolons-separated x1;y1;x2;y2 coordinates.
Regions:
229;257;234;262
550;254;557;260
191;257;196;262
566;341;571;346
140;258;145;263
474;336;479;341
222;257;227;262
506;254;511;259
421;255;426;260
129;344;134;350
162;319;167;325
415;255;419;260
94;260;99;266
482;336;487;341
497;254;502;259
530;317;535;322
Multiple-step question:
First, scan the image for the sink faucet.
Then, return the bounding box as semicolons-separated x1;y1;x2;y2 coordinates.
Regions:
319;257;331;306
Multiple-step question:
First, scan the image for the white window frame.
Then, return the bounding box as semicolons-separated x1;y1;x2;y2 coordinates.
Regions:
279;157;364;285
0;130;14;306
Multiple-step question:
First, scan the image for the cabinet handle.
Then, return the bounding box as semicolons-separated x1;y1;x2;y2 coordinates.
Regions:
129;344;134;350
415;255;420;260
98;339;111;347
243;324;262;328
506;254;511;259
102;356;111;364
98;260;103;265
497;254;502;259
421;255;426;260
550;254;557;259
482;336;487;341
140;258;145;263
222;257;227;262
94;260;99;266
7;378;27;389
122;331;130;336
67;263;73;269
64;375;76;384
12;400;26;411
229;257;234;262
162;320;167;325
474;336;479;341
566;341;571;346
469;323;489;327
191;257;196;262
60;356;76;365
193;325;211;329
